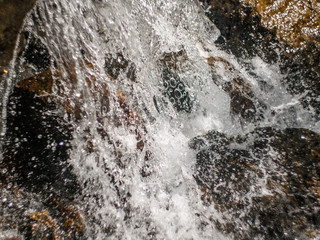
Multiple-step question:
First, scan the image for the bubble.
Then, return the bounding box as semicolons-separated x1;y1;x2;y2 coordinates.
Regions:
168;88;174;94
170;78;178;88
182;90;187;97
174;89;182;99
177;82;184;91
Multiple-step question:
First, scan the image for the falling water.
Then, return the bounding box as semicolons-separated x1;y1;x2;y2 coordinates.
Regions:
1;0;319;239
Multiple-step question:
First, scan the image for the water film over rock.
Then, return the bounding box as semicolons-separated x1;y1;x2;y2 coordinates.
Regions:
0;0;319;239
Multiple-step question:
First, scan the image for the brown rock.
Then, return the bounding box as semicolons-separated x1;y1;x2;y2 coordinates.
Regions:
0;0;37;72
190;127;320;239
16;69;53;96
199;0;280;60
243;0;320;49
200;0;320;115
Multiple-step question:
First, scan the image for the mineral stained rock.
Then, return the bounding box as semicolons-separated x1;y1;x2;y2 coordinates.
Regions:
190;127;320;239
243;0;320;49
238;0;320;116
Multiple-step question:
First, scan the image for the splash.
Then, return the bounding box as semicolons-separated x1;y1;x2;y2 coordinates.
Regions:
1;0;319;239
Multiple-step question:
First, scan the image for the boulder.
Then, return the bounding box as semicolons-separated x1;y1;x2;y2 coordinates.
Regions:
189;127;320;239
243;0;320;49
200;0;320;118
199;0;280;61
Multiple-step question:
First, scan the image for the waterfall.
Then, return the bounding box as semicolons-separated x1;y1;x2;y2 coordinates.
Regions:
1;0;319;239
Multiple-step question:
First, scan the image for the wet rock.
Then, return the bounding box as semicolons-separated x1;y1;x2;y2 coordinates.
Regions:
105;52;136;82
199;0;280;61
19;32;51;77
0;0;37;75
155;50;194;113
25;201;85;240
2;85;79;200
207;56;266;124
103;53;153;182
1;62;86;238
190;127;320;239
15;70;53;95
0;29;80;200
279;48;320;118
243;0;320;49
200;0;320;118
0;183;85;239
240;0;320;117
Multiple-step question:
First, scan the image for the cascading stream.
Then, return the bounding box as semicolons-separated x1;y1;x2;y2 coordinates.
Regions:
1;0;319;239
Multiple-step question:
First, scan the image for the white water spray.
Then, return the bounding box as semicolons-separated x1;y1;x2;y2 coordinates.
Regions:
1;0;319;239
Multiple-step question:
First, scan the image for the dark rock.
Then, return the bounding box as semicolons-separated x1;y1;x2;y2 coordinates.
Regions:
155;50;194;113
105;52;136;82
0;0;37;76
199;0;280;61
207;56;266;124
200;0;320;119
19;32;51;75
1;69;84;236
2;85;79;200
190;127;320;239
279;48;320;118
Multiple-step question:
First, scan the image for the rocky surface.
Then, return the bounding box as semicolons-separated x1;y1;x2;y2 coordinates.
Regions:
153;50;194;113
189;127;320;239
0;0;37;76
242;0;320;118
0;26;84;238
243;0;320;49
0;187;85;240
199;0;280;61
1;1;319;239
199;0;320;118
206;56;266;124
1;33;150;238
